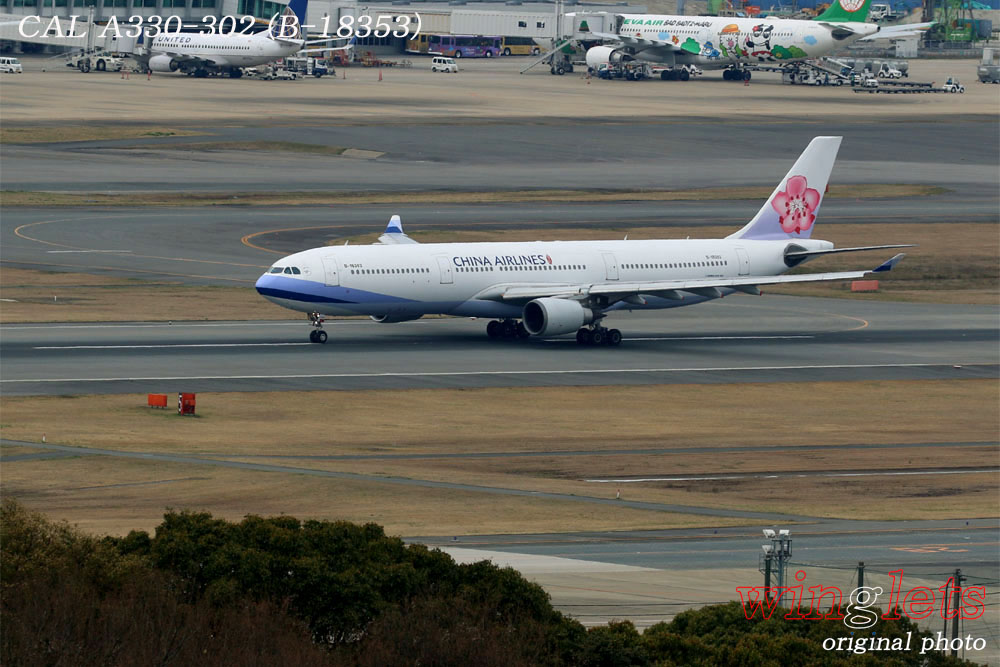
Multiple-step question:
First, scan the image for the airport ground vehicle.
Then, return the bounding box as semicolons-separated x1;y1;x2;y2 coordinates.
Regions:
428;34;503;58
877;64;903;78
501;36;541;56
285;57;329;78
0;56;22;73
431;56;458;73
66;50;125;73
942;78;965;93
979;48;1000;83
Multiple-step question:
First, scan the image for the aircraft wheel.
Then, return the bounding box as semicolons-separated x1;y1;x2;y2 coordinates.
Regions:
590;329;604;345
743;70;752;81
556;66;565;75
679;68;690;81
516;322;530;339
487;320;501;339
315;330;328;344
607;329;622;346
309;330;318;343
576;328;591;345
723;69;731;80
501;320;516;338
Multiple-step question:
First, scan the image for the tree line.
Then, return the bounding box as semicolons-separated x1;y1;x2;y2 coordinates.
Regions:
0;499;979;666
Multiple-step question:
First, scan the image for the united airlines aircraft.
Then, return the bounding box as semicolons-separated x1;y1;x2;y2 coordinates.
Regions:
134;0;350;78
256;137;909;346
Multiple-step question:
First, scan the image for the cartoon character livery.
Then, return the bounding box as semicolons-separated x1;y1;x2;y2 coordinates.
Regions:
745;24;774;59
256;137;911;347
583;0;897;80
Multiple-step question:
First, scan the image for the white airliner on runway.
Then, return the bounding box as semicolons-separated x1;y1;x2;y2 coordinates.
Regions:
584;0;931;80
134;0;350;77
256;137;910;346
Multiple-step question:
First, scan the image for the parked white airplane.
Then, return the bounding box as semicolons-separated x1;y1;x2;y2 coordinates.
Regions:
133;0;350;77
256;137;910;346
584;0;918;80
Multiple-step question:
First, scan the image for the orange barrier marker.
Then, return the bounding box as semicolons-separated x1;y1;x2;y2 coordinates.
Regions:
148;394;168;408
851;280;879;292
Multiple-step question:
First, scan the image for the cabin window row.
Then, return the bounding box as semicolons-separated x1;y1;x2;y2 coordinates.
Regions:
349;268;430;275
457;264;586;273
623;260;727;269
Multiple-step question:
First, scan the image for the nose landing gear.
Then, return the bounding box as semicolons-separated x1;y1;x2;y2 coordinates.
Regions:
308;312;327;344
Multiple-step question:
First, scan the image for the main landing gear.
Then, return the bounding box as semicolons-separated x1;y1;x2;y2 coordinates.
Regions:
308;312;328;344
486;319;530;340
576;325;622;347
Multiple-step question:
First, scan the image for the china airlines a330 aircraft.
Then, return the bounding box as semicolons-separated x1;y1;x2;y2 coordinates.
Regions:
256;137;910;346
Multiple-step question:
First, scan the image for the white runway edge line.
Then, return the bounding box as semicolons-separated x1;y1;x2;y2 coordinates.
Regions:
0;362;992;384
587;469;999;482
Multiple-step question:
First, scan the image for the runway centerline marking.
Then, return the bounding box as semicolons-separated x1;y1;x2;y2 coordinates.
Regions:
1;362;991;384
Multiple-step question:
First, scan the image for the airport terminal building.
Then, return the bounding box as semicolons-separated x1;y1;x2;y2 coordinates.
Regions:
0;0;645;54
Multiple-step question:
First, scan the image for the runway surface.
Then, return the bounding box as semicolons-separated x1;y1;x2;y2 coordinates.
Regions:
2;120;997;193
2;297;997;395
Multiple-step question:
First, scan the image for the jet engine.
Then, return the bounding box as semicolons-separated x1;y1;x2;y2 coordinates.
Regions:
585;46;634;71
370;314;422;323
522;298;594;336
148;54;179;73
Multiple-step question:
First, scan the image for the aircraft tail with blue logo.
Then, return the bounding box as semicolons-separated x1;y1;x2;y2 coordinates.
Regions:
272;0;308;41
727;136;841;241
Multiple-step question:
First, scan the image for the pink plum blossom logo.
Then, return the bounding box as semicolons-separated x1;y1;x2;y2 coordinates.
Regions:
771;175;821;234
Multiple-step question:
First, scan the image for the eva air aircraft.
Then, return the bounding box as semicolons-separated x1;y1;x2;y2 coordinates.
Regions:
256;137;910;346
584;0;921;80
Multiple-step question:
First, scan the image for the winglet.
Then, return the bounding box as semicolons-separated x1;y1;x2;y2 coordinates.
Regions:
385;214;404;235
375;214;419;245
872;253;906;273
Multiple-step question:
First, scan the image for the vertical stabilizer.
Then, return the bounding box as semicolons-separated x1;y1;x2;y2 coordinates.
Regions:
272;0;308;40
727;136;842;241
813;0;873;22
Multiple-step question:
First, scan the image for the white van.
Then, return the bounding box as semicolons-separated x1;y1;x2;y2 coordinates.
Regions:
431;56;458;73
0;57;23;74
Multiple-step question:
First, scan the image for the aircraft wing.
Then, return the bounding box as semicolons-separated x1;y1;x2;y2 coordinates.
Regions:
490;254;906;305
590;30;685;52
859;22;935;40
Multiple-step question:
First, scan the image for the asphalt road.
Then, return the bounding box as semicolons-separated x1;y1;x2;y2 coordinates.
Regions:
2;297;996;395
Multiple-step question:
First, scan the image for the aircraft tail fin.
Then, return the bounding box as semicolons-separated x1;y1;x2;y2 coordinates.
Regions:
376;215;419;245
727;136;842;241
272;0;307;40
813;0;873;22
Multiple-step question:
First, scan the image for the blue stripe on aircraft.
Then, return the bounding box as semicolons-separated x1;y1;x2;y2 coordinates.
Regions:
255;275;418;305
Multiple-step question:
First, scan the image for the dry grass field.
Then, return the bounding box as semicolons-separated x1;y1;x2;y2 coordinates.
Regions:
2;380;996;534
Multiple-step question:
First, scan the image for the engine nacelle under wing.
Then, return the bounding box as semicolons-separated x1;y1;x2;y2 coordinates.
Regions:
522;298;594;336
585;46;634;70
148;54;179;72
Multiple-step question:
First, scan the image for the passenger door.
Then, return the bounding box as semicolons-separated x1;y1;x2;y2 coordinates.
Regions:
602;253;619;280
321;257;340;286
735;247;750;276
436;256;453;284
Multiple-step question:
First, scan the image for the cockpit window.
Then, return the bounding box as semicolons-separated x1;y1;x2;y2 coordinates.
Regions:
291;267;301;274
270;267;283;273
283;267;293;274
